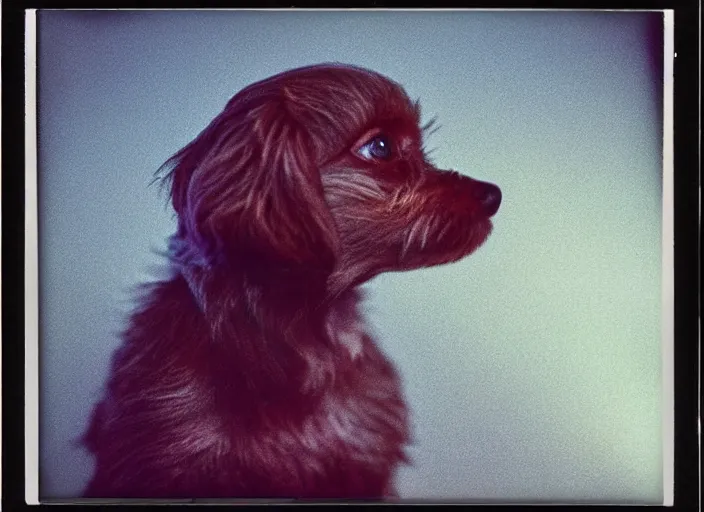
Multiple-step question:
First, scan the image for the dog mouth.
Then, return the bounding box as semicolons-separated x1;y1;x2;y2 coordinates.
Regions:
398;212;493;267
397;174;500;268
324;166;501;285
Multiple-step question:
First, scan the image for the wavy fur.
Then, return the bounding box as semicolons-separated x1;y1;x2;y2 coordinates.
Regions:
82;63;501;500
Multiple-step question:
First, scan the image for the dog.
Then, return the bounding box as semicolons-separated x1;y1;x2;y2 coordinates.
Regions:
81;63;501;500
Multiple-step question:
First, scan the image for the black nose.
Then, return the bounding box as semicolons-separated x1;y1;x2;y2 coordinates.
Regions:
476;182;502;217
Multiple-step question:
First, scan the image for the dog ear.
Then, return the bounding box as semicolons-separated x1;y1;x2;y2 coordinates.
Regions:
162;98;339;275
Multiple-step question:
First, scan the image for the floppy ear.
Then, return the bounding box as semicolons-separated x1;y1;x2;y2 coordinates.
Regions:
162;97;339;275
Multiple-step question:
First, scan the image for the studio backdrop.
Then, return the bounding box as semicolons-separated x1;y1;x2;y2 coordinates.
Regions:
37;9;666;503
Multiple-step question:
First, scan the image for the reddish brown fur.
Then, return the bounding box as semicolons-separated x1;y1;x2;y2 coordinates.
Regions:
82;63;501;500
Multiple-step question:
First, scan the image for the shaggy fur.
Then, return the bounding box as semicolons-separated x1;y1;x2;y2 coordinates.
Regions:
82;63;501;500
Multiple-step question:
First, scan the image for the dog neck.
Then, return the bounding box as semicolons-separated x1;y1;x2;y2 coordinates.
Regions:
171;242;366;413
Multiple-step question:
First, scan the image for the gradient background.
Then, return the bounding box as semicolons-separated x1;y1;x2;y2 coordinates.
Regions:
37;10;665;503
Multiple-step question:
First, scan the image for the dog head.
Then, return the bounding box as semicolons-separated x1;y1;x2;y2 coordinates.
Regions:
161;63;500;296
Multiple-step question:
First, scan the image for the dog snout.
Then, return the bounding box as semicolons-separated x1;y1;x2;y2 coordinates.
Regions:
473;181;502;217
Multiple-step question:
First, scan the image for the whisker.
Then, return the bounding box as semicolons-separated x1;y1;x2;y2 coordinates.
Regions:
401;218;425;258
436;218;452;242
420;218;432;250
421;116;440;138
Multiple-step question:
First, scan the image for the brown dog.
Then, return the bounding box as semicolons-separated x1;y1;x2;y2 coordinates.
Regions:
82;63;501;500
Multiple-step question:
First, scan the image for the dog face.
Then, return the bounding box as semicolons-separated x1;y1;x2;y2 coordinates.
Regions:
320;100;501;294
162;63;500;296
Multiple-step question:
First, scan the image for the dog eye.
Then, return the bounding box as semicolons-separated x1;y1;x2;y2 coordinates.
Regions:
358;135;393;161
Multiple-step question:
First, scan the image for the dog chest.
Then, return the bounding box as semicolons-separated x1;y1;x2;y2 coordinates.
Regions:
220;381;408;497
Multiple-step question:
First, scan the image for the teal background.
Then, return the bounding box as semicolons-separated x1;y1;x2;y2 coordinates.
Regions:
38;10;664;502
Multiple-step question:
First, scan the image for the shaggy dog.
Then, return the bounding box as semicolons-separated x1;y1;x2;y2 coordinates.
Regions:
82;63;501;500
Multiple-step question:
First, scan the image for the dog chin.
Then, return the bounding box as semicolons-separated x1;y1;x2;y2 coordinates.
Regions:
396;217;493;271
328;214;493;295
